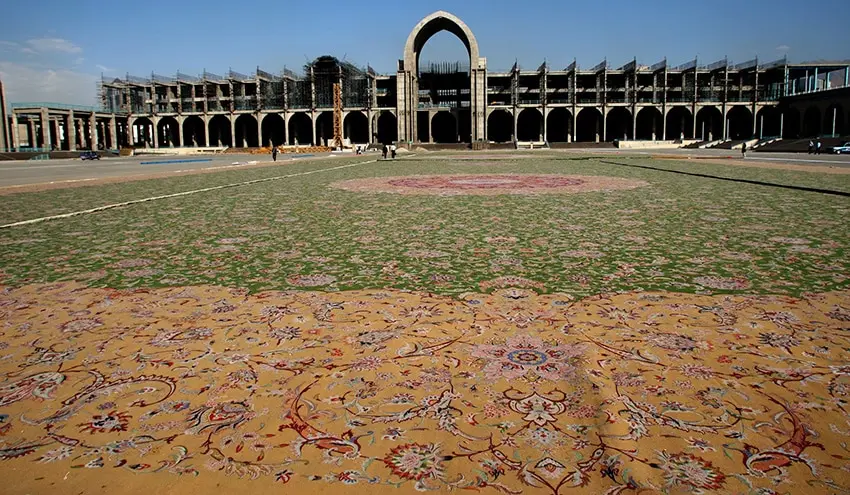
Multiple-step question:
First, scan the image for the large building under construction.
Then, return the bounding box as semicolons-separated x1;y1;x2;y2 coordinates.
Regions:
7;11;850;151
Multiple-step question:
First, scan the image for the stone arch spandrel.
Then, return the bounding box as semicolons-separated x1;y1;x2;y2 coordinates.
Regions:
403;11;480;71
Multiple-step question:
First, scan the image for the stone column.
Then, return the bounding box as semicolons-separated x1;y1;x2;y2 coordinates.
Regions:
571;110;576;142
202;115;209;147
10;112;19;150
597;110;602;143
90;114;99;150
229;116;236;147
40;108;51;150
27;120;36;148
176;117;184;147
109;117;117;149
257;113;263;148
152;118;159;148
52;118;61;151
68;111;76;151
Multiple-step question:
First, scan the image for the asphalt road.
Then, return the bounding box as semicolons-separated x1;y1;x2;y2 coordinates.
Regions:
1;149;849;188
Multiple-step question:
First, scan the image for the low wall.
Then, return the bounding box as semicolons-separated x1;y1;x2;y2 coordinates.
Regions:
615;140;697;149
131;147;227;156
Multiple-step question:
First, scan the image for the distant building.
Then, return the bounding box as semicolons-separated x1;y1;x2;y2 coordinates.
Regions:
7;12;850;150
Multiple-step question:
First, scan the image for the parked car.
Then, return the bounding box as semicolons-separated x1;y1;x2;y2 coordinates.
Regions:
830;142;850;154
80;151;100;160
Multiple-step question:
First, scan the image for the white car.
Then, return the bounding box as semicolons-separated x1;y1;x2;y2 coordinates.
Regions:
831;142;850;154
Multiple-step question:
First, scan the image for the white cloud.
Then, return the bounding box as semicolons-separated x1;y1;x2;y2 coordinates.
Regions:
0;61;97;105
776;45;790;53
25;38;82;54
96;64;115;73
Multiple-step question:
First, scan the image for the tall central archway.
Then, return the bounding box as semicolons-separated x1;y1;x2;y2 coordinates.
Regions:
398;11;486;144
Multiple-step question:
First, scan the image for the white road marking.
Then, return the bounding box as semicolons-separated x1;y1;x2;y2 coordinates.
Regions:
744;156;850;165
0;157;386;229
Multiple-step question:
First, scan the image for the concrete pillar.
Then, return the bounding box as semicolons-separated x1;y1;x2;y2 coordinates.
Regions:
813;68;818;91
571;110;577;142
90;114;98;150
176;117;184;147
513;110;518;143
40;108;51;150
27;120;36;148
67;111;76;151
52;118;60;151
428;111;434;143
152;118;159;148
845;67;849;88
109;117;117;149
597;109;602;143
202;116;209;147
632;106;637;140
257;113;263;148
10;112;19;150
230;116;236;147
753;105;758;138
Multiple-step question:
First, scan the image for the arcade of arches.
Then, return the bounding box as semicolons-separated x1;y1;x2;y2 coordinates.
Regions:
126;102;843;150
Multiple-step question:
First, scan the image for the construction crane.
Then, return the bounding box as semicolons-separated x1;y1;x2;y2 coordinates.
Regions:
332;82;343;149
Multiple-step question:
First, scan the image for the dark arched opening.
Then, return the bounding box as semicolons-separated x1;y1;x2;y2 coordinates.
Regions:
343;112;369;144
208;115;232;147
695;106;722;141
288;113;312;145
234;114;258;148
183;115;206;147
605;107;632;142
261;113;285;147
635;107;663;140
576;107;603;142
756;107;782;138
546;108;572;142
488;110;513;143
377;112;398;144
727;106;753;140
431;111;457;143
157;116;180;147
517;108;543;141
665;106;693;140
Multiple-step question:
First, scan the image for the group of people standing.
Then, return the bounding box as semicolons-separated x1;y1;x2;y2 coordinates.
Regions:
808;139;823;154
382;144;396;160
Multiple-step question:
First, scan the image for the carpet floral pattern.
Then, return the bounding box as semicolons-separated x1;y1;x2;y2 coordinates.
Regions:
1;282;849;493
329;174;649;196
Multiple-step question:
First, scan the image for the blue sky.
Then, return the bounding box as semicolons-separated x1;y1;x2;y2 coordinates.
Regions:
1;0;848;105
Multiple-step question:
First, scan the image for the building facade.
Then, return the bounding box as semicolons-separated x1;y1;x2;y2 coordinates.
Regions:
7;11;850;151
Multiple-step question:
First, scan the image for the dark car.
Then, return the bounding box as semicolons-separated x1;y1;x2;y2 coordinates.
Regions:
80;151;100;160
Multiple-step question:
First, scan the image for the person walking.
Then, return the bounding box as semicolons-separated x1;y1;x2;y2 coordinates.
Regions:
816;139;822;155
382;144;388;160
741;141;747;159
390;144;396;159
808;140;814;154
271;146;278;162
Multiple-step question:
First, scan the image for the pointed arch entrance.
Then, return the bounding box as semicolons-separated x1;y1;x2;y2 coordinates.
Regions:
398;11;486;143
